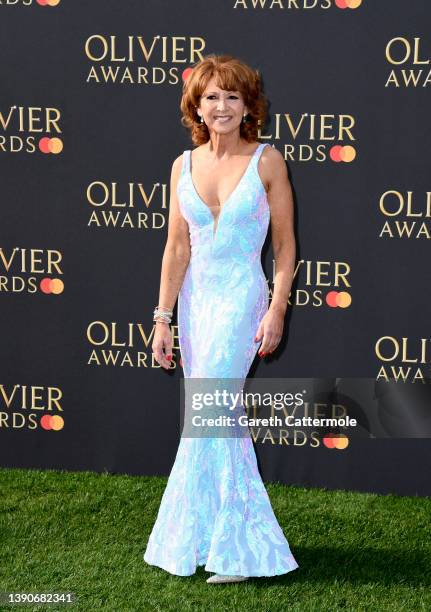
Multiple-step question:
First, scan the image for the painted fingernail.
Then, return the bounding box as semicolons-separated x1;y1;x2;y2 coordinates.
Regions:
166;355;172;360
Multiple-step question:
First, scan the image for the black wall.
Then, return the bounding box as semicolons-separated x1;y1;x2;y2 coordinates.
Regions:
1;0;430;496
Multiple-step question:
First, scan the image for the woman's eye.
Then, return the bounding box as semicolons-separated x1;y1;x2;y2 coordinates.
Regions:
207;95;238;99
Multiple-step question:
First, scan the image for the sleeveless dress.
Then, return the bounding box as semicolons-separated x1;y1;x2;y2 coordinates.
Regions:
143;142;299;577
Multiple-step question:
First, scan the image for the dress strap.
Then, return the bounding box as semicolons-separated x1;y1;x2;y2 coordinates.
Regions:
250;142;269;172
253;142;269;167
181;149;191;176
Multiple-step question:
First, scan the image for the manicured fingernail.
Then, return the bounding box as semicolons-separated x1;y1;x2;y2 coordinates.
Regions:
166;355;172;360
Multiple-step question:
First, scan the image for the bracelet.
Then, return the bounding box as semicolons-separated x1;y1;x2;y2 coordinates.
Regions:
153;305;173;324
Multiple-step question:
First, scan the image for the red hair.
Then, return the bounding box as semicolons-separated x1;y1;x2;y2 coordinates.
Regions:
179;54;269;146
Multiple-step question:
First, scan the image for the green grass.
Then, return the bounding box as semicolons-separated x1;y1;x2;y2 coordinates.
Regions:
0;468;430;612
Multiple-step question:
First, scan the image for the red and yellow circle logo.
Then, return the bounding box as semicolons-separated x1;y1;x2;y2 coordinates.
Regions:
39;137;63;154
335;0;362;9
40;278;64;294
330;145;356;162
326;291;352;308
40;415;64;430
323;433;349;449
36;0;61;6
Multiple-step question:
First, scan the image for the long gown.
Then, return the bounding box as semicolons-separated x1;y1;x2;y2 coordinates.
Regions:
143;142;299;577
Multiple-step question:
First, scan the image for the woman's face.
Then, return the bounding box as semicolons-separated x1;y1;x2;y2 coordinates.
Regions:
197;76;247;135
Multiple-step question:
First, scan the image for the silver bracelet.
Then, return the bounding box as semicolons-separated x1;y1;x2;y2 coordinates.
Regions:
153;305;173;324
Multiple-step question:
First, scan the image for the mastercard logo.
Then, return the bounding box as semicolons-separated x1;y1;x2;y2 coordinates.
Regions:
323;433;349;449
182;68;193;82
36;0;61;6
329;145;356;162
335;0;362;8
39;137;63;154
40;414;64;430
40;278;64;294
326;291;351;308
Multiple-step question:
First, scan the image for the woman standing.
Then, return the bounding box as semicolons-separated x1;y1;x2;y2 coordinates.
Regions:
144;54;298;583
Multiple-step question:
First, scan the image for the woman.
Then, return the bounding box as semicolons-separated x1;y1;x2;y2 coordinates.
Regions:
144;54;298;583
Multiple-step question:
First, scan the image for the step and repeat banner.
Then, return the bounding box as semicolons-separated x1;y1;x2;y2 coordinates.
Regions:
1;1;430;496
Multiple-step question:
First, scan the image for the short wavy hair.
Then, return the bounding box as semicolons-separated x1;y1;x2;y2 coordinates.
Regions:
180;54;268;146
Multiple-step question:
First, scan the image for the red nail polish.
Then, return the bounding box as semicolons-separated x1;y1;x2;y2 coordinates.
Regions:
166;355;172;360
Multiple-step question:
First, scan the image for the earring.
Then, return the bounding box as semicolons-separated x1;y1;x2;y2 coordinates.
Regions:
242;113;247;123
196;106;204;124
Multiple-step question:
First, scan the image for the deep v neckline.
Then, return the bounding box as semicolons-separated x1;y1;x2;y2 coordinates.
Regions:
188;143;261;238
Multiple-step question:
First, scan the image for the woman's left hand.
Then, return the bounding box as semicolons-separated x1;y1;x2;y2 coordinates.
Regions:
254;306;285;356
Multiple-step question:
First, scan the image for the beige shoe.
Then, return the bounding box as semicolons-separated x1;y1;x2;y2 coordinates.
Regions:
206;574;248;584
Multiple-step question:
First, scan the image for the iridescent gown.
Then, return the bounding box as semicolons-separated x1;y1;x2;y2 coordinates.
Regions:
144;142;299;577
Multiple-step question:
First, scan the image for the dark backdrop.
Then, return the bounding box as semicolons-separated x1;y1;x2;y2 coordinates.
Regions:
1;0;430;496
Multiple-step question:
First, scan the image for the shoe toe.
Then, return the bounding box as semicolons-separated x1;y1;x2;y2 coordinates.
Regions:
206;574;248;584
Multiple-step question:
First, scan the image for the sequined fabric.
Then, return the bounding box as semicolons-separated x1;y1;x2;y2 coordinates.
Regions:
143;143;299;577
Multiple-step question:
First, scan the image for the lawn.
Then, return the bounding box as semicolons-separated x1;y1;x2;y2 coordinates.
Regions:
0;468;430;611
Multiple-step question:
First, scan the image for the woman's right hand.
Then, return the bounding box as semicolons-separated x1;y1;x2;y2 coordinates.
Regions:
152;321;173;370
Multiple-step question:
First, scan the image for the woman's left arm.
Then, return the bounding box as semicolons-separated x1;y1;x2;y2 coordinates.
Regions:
255;146;296;356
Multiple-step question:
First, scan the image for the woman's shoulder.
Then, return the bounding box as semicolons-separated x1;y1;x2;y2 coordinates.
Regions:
258;144;288;191
254;141;282;162
260;142;285;165
170;151;189;184
173;149;188;166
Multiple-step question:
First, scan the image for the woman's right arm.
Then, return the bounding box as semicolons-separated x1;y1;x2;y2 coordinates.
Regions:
152;154;191;370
